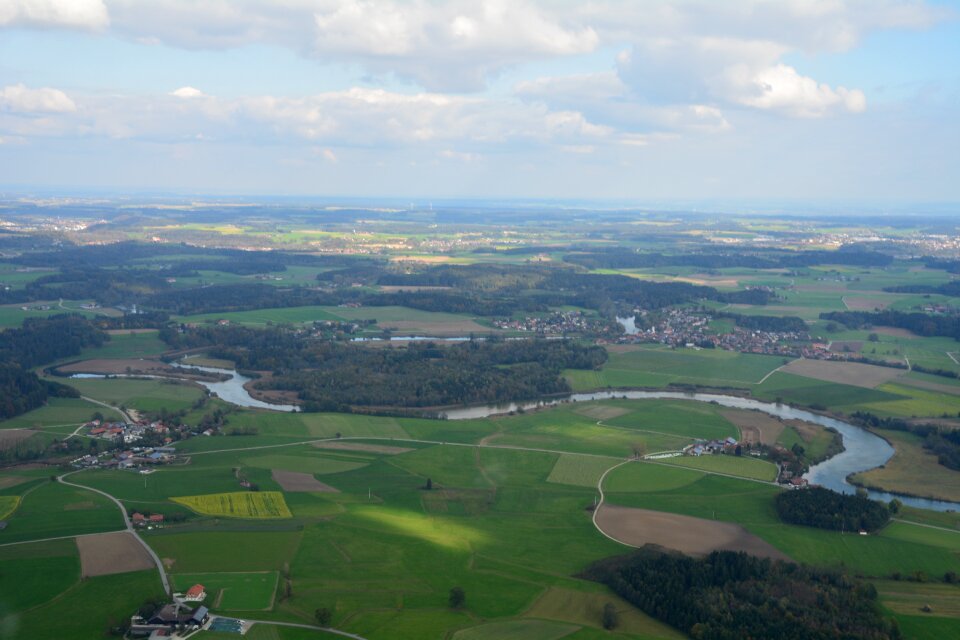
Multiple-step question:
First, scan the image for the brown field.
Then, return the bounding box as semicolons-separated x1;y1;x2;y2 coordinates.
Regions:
379;320;493;335
0;429;35;450
313;441;413;455
0;475;30;490
76;531;155;577
829;340;863;353
271;469;339;492
574;405;631;421
780;359;904;389
605;344;645;354
843;297;895;311
786;419;824;443
595;505;789;560
718;409;784;445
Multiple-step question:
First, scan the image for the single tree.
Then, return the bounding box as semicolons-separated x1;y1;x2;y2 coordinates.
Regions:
425;477;433;490
602;603;619;630
315;607;333;626
631;442;646;460
448;586;466;609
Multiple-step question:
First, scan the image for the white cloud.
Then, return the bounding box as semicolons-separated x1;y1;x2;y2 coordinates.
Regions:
0;84;76;113
170;86;205;99
731;64;867;117
0;0;108;30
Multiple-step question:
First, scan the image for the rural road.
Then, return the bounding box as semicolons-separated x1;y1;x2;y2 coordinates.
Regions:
238;618;370;640
590;459;636;547
57;470;171;595
81;395;134;423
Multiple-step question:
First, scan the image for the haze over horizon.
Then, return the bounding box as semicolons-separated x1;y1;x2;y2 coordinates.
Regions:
1;0;958;202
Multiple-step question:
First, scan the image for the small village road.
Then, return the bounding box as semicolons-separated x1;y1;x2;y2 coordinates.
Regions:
81;395;135;423
58;470;171;595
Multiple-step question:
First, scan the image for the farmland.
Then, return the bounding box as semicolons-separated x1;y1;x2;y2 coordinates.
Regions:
172;491;294;519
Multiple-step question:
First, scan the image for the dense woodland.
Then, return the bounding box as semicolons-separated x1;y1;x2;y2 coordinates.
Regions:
775;487;891;533
582;548;900;640
715;312;808;334
162;325;605;412
0;315;99;419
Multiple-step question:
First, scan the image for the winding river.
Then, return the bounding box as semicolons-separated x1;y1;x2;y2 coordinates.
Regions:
443;390;960;512
170;363;299;412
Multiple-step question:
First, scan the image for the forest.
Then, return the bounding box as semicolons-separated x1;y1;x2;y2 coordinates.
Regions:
582;548;900;640
162;325;605;412
0;315;103;419
775;487;891;533
562;247;894;270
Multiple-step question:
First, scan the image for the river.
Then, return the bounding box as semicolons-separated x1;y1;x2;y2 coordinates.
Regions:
442;390;960;512
171;363;299;412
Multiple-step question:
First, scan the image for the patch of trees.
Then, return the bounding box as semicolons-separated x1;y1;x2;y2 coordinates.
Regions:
775;487;891;532
563;247;893;271
714;312;808;333
581;548;900;640
821;310;960;340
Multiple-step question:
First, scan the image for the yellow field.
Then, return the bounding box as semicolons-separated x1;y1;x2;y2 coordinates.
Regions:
171;492;292;519
0;495;21;520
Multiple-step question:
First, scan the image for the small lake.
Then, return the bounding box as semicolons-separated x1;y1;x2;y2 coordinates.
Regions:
443;390;960;512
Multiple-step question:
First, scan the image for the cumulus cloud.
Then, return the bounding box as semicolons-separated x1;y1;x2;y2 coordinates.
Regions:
0;84;76;113
732;64;867;117
170;86;205;99
0;0;108;30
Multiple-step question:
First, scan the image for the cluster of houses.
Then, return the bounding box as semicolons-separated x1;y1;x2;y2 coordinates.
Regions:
86;418;180;445
129;585;211;638
683;437;741;457
131;512;165;528
71;445;177;470
493;310;614;336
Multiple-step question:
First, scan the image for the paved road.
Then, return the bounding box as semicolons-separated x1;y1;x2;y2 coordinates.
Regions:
57;470;171;595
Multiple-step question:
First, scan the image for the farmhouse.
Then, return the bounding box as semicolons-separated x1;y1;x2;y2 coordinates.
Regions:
183;584;206;602
130;602;209;636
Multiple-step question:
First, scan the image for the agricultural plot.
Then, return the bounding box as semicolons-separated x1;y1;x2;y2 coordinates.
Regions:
779;359;905;389
523;587;684;639
76;531;155;577
876;580;960;618
171;491;293;519
572;345;786;391
546;454;620;488
172;571;279;610
717;408;784;445
0;397;114;429
63;377;204;414
271;470;339;493
0;429;34;450
595;504;789;560
451;619;579;640
657;455;778;481
242;453;368;475
0;539;80;619
73;330;168;360
147;531;304;573
0;481;123;544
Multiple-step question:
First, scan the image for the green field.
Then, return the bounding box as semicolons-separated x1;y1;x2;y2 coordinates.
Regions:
172;571;279;610
63;377;204;413
0;539;80;619
566;345;786;391
0;480;124;543
0;397;115;429
657;454;778;481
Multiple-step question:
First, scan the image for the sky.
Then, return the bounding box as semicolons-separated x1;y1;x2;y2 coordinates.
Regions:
0;0;958;203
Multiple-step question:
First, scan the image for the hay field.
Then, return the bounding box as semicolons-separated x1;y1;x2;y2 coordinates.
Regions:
718;408;784;445
271;470;339;493
780;359;904;388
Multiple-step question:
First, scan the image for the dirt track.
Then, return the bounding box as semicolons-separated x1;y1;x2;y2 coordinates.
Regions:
272;469;339;492
76;531;155;577
595;504;789;561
